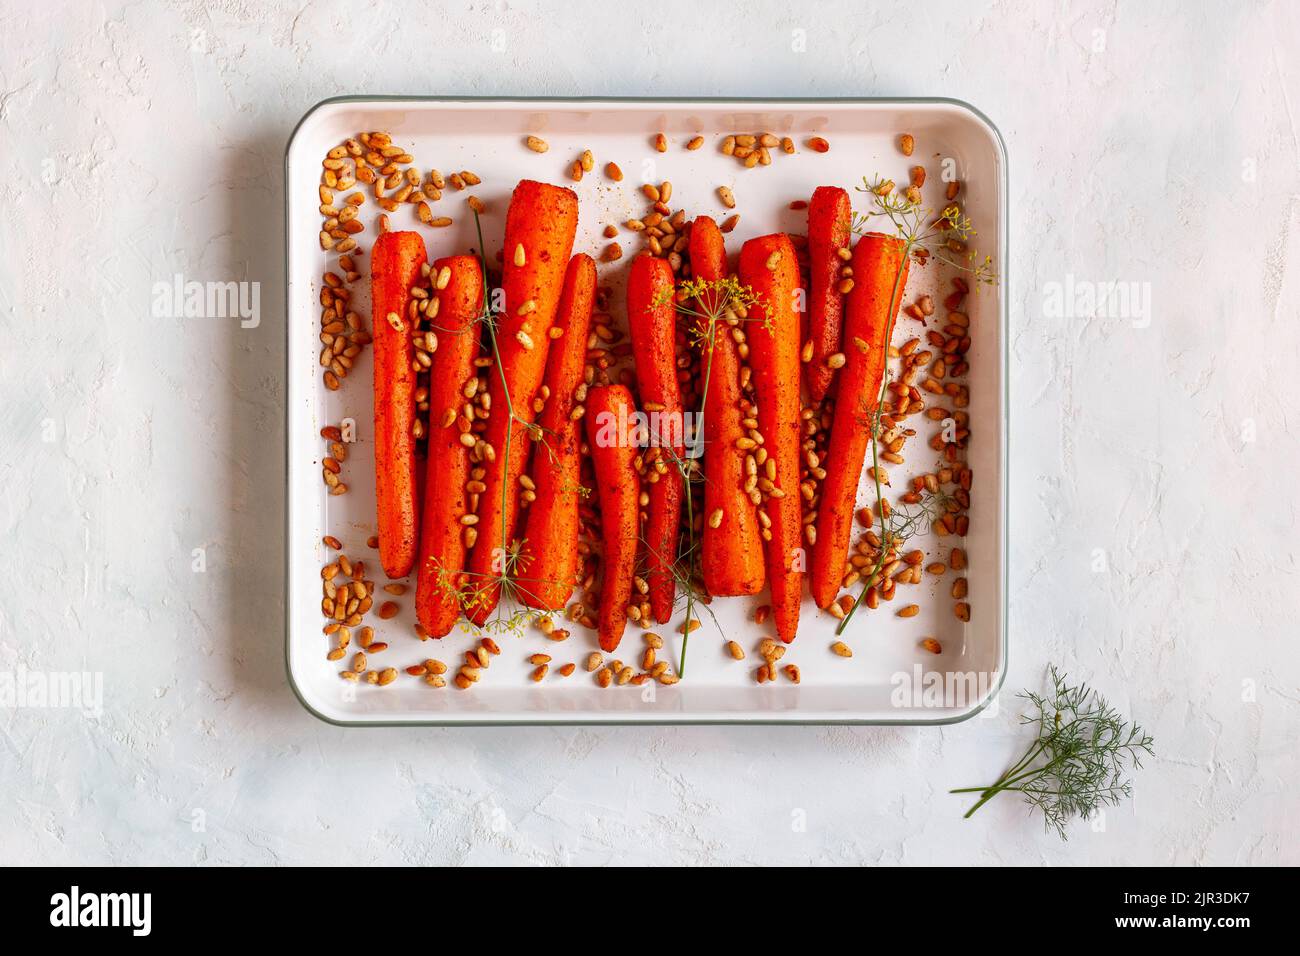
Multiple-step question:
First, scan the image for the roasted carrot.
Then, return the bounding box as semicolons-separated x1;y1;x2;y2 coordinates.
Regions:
464;180;579;623
371;230;428;579
585;384;641;652
519;253;597;611
689;216;765;597
415;255;484;636
805;186;853;403
626;254;685;623
811;232;909;609
739;234;804;642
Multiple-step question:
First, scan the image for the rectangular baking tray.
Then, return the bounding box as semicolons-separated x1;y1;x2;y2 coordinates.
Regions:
285;97;1007;725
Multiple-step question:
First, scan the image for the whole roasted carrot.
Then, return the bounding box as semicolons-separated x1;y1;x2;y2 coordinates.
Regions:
739;234;804;642
689;216;764;597
805;186;853;403
415;255;484;636
811;232;909;609
519;253;597;611
371;230;428;579
626;255;684;623
464;180;579;623
585;385;640;652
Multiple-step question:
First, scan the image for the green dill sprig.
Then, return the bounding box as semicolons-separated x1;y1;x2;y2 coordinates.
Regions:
835;177;998;634
950;666;1154;840
421;212;568;637
647;276;763;675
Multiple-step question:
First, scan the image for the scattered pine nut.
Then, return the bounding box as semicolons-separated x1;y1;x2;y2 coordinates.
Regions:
899;133;915;156
830;641;853;658
726;641;745;660
807;136;830;153
525;135;548;153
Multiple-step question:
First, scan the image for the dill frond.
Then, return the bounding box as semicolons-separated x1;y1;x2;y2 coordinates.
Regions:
950;667;1154;840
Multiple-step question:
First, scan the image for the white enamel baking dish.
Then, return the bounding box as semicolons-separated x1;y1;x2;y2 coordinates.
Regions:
285;97;1007;725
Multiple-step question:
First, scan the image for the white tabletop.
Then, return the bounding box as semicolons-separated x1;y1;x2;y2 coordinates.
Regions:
1;0;1295;865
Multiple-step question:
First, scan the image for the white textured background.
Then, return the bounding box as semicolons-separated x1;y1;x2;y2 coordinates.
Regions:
1;0;1296;865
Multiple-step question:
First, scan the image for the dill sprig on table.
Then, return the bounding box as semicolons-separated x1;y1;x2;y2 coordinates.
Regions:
950;666;1154;840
